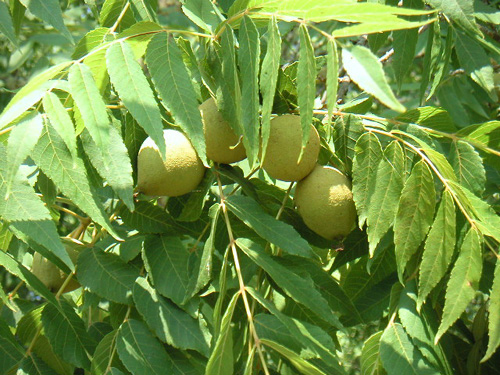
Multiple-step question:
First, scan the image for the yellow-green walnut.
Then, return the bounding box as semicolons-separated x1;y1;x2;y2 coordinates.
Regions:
137;129;205;196
261;114;320;182
31;245;81;293
295;165;356;240
200;97;246;164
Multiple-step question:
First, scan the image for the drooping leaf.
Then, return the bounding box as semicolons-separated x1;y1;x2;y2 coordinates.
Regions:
106;41;166;158
342;45;405;112
366;141;405;256
117;319;173;375
297;24;316;151
392;28;418;90
226;195;314;258
119;201;172;234
399;280;449;373
205;292;239;375
0;317;24;374
449;140;485;197
455;30;495;99
91;330;127;375
69;63;111;150
129;0;157;22
18;0;73;42
238;15;260;166
133;277;210;355
333;114;364;173
0;1;17;46
427;0;480;36
360;331;386;375
380;323;439;375
17;353;59;375
77;247;140;304
0;61;71;130
417;190;456;309
394;160;436;281
237;238;342;328
483;259;500;362
4;112;43;198
259;17;281;162
146;32;207;164
142;235;196;305
261;339;327;375
436;228;482;343
42;92;78;161
419;22;442;103
181;0;223;34
326;39;339;129
80;123;134;211
31;120;119;239
42;300;96;369
352;132;383;228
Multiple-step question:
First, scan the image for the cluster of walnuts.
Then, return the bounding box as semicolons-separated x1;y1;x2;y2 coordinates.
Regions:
136;98;357;242
31;98;357;293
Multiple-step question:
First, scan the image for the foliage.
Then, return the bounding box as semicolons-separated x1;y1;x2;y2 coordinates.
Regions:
0;0;499;374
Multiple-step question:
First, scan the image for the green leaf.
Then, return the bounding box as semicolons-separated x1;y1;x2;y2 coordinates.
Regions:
483;259;500;361
106;41;166;158
42;92;78;161
118;22;163;59
31;120;119;239
0;1;17;46
99;0;135;28
361;331;386;375
392;28;418;90
247;287;346;374
297;24;316;151
77;247;140;304
395;106;456;133
237;238;342;328
133;277;210;355
449;141;485;197
259;17;281;162
436;228;482;343
181;0;223;34
238;16;260;166
205;292;239;375
342;45;405;112
129;0;157;22
117;319;173;375
226;195;314;258
398;281;442;369
366;141;405;255
4;112;43;198
427;0;480;36
0;317;24;374
229;0;433;24
380;323;439;375
69;63;111;150
352;132;383;228
326;39;339;128
417;190;456;309
333;114;364;173
80;123;134;211
394;160;436;281
42;300;96;369
17;353;59;375
0;61;71;130
146;33;207;164
72;27;110;59
91;330;127;375
419;22;442;103
455;30;495;99
119;201;171;234
261;339;327;375
142;235;196;305
18;0;73;42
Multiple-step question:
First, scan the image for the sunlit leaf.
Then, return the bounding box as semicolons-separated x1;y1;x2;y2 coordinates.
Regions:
449;140;485;196
394;161;435;281
483;259;500;362
436;228;482;343
0;1;18;46
417;191;456;309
